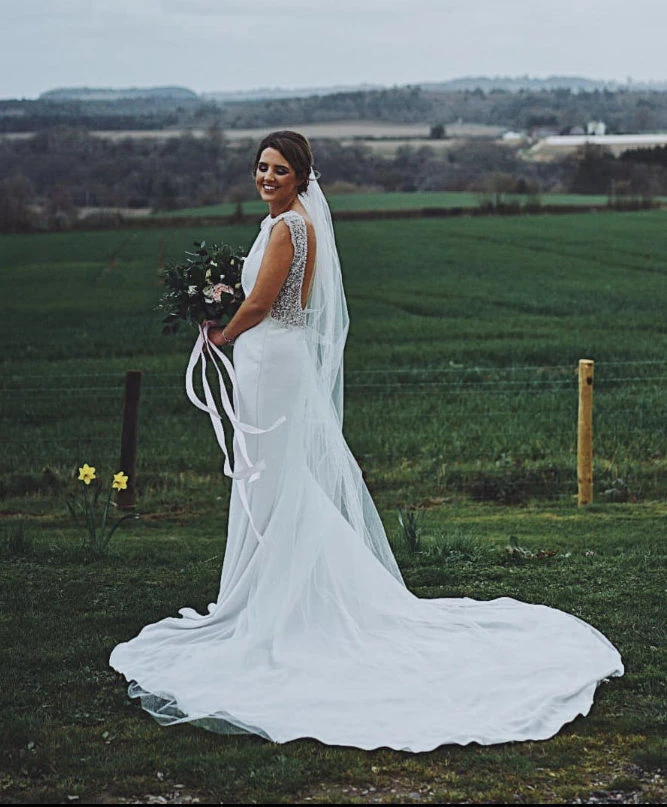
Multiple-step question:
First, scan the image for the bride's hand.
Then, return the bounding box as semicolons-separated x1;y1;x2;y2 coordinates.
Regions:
207;326;225;347
201;320;220;351
202;319;234;348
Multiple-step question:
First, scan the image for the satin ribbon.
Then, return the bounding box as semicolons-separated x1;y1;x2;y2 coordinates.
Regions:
185;324;286;543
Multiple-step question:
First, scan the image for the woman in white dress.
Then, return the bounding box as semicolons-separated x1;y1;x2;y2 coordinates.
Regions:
109;131;623;752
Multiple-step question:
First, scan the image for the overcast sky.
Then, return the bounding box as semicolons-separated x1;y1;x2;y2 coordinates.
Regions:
1;0;665;99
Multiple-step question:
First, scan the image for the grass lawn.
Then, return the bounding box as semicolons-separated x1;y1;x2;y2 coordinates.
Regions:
0;499;665;803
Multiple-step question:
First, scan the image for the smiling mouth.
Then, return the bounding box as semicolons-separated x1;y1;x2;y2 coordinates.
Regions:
262;184;278;191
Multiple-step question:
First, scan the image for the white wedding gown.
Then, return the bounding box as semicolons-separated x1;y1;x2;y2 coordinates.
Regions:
110;208;623;752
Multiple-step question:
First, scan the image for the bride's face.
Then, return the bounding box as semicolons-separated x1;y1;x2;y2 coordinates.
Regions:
255;147;300;205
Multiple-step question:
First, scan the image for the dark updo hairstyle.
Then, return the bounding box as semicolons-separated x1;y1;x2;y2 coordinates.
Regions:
253;130;313;195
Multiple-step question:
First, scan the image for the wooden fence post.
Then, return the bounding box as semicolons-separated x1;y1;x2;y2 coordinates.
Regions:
117;370;142;509
577;359;594;506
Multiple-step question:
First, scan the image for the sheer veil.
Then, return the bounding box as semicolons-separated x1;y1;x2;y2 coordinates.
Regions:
300;170;349;424
298;171;404;583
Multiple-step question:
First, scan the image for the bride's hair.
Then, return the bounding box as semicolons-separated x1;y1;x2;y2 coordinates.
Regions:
253;130;313;195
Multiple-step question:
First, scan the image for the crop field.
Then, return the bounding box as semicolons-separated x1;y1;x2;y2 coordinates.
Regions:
1;120;505;144
341;137;460;155
225;121;506;141
1;210;665;505
1;209;665;804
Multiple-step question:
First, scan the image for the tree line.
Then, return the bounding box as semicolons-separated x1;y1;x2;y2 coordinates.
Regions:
1;129;665;232
2;86;667;134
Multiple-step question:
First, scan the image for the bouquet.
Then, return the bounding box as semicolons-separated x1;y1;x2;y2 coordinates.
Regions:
158;240;246;335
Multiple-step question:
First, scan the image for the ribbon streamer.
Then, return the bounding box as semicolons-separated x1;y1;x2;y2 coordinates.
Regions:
185;324;286;542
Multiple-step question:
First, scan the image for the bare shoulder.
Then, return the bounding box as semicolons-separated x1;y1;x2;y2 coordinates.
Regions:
264;220;301;273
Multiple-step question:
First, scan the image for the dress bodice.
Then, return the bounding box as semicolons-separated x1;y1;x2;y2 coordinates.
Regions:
242;210;308;328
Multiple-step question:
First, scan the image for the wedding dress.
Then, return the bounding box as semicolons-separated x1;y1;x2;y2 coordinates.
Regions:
109;176;623;752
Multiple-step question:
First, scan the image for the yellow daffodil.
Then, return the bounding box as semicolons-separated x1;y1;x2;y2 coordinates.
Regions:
69;464;138;556
112;471;129;491
78;463;96;485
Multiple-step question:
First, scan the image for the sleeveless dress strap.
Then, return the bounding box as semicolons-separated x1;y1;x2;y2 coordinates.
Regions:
268;212;308;327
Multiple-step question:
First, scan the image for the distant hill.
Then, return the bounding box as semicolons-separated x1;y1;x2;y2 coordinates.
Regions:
420;75;667;93
4;77;664;138
203;76;667;100
201;83;384;102
39;86;199;101
34;77;667;106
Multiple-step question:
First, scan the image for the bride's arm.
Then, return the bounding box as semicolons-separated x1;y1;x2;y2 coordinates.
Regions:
207;221;295;346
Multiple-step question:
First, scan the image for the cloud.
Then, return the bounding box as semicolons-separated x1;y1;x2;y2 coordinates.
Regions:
0;0;665;98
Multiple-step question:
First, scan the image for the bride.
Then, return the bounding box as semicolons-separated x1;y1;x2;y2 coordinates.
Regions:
109;130;623;752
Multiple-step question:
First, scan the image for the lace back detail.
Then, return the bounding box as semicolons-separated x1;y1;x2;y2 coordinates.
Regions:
269;211;307;327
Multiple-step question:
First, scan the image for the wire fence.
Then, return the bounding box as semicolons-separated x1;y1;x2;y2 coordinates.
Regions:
2;363;667;391
1;360;665;501
2;357;666;382
2;362;665;409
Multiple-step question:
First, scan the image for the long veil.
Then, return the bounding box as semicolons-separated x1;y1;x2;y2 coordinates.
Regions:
299;172;404;583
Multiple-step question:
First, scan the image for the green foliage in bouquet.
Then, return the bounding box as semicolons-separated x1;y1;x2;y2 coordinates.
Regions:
158;241;246;334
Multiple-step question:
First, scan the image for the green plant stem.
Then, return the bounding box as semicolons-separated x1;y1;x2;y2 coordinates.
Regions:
99;487;113;549
83;483;96;548
104;512;140;548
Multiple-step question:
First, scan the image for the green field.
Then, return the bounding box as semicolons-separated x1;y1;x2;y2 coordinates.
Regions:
1;209;665;504
1;210;666;803
153;191;618;219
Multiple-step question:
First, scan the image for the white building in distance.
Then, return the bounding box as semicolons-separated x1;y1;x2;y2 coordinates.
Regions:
530;132;667;159
587;120;607;136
